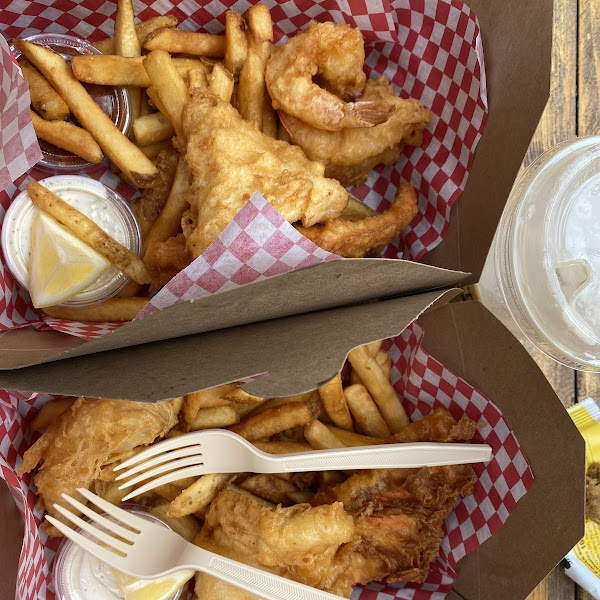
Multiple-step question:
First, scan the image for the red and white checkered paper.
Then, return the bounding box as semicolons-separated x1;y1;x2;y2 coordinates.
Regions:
0;322;533;600
0;34;42;191
0;0;487;339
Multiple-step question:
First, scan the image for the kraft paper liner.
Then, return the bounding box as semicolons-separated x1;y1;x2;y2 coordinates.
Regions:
0;0;487;339
0;321;533;600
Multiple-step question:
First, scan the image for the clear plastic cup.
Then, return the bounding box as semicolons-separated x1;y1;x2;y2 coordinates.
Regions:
11;33;131;172
493;136;600;372
1;175;141;307
52;506;187;600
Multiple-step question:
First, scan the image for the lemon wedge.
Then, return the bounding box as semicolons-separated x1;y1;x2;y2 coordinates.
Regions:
28;211;110;308
112;569;195;600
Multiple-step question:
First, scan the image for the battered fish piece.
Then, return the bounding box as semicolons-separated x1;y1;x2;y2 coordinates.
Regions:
196;408;480;598
19;397;180;535
181;89;349;258
295;182;419;257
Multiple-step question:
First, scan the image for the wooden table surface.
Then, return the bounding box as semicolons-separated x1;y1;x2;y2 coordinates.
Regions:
516;1;600;598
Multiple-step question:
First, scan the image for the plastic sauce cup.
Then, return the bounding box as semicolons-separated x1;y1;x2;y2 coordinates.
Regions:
52;506;187;600
493;136;600;371
1;176;141;307
11;33;131;172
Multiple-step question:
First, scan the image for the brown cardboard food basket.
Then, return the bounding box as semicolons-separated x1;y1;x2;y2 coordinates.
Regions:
0;0;585;599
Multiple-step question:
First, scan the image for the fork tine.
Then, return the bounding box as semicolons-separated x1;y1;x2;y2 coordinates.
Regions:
60;494;137;542
121;465;208;501
46;516;128;569
118;456;205;489
53;503;133;555
115;436;202;471
115;445;203;481
77;488;149;529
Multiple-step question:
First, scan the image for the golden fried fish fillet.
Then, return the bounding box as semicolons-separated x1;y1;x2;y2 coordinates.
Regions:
181;89;349;258
19;397;180;535
295;181;418;257
195;408;480;598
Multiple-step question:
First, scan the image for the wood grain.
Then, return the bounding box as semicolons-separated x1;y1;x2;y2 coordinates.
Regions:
578;0;600;137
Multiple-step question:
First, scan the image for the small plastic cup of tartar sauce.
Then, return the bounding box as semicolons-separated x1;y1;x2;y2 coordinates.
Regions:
52;506;188;600
1;175;141;307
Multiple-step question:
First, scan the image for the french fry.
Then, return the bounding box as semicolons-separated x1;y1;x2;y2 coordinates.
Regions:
237;47;264;129
94;480;130;505
250;391;320;417
230;402;314;441
115;0;140;57
146;85;169;116
30;111;103;164
28;181;151;285
30;398;74;431
230;402;261;418
166;473;233;518
143;156;190;252
190;405;240;430
147;500;200;542
253;440;313;454
169;396;185;415
225;483;275;508
143;50;190;141
342;198;376;220
288;491;314;504
317;471;346;486
244;4;274;52
19;58;69;121
42;296;149;322
144;28;225;57
365;341;383;357
262;101;278;138
304;420;346;450
208;63;234;103
71;55;206;87
347;345;410;433
139;139;172;160
139;90;152;117
318;374;353;431
239;474;297;506
344;384;391;438
184;383;238;429
323;423;382;447
94;15;179;54
152;483;182;502
350;368;362;386
222;388;264;404
376;349;392;379
188;66;209;90
15;40;159;187
133;112;174;146
225;10;247;77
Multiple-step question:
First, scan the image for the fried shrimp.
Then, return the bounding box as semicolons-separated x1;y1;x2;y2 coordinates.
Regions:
279;76;432;184
296;182;419;257
266;22;395;131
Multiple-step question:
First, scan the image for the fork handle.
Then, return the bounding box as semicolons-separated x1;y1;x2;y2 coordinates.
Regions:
196;551;345;600
272;442;492;472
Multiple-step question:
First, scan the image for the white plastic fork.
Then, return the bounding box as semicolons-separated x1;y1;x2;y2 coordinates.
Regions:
115;429;492;500
47;488;347;600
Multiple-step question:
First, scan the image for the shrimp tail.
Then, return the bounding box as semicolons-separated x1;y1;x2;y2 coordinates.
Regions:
340;101;396;128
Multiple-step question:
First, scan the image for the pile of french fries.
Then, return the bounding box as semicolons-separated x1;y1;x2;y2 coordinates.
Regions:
14;0;289;322
31;340;407;542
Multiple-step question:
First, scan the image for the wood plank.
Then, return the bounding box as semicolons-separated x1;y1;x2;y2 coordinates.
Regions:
577;372;600;402
523;0;577;167
527;565;575;600
578;0;600;136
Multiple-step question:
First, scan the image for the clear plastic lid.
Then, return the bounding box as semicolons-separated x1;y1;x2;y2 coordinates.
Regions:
496;136;600;371
11;33;130;172
1;176;141;307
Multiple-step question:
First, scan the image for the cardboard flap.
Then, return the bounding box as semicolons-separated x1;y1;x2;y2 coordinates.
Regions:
0;259;467;370
419;300;585;600
423;0;553;283
0;289;459;401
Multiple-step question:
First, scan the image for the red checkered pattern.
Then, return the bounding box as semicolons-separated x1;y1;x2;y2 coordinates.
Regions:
137;192;339;317
0;35;42;191
0;0;487;339
0;324;533;600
